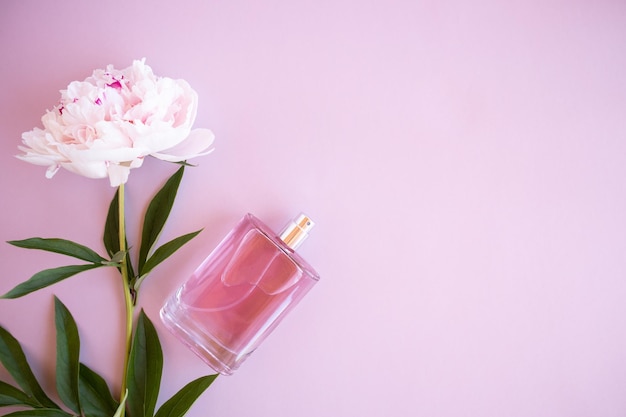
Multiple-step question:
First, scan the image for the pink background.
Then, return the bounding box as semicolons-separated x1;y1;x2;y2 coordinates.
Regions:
1;0;626;416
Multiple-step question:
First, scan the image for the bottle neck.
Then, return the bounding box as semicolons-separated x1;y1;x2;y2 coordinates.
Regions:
279;214;315;250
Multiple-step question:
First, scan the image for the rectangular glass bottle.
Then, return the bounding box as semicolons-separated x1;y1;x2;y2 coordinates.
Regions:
160;213;320;375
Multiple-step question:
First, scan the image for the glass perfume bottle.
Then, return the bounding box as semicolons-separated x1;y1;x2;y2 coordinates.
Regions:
160;213;320;375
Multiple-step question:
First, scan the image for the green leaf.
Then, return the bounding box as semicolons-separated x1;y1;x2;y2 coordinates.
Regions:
54;297;81;414
173;160;196;167
78;363;119;417
155;374;218;417
103;189;136;281
127;310;163;417
0;380;40;408
103;189;121;259
1;264;103;299
112;390;127;417
109;250;128;265
138;166;185;274
8;238;106;264
3;409;73;417
138;229;202;283
0;326;58;409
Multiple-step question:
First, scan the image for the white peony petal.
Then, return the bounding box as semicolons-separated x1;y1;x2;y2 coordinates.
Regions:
151;128;215;162
46;164;61;179
107;163;132;187
61;160;108;179
16;153;62;167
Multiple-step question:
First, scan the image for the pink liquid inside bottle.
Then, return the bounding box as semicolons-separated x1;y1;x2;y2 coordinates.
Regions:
160;213;320;375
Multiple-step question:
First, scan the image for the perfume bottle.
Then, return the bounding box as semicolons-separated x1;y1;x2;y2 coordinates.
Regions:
160;213;320;375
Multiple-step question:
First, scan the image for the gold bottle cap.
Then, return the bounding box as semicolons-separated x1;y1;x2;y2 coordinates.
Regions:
279;213;315;250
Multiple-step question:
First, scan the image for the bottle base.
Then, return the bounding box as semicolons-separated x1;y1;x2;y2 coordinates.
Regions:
160;300;250;376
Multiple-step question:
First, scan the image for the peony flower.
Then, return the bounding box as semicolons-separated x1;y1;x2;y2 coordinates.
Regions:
17;59;214;186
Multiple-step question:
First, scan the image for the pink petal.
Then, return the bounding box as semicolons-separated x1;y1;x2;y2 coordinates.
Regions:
151;128;215;162
107;163;131;187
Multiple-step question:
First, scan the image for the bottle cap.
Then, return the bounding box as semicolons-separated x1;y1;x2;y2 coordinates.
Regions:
279;213;315;250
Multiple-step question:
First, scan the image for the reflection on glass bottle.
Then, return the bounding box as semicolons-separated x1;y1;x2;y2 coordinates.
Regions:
160;213;320;375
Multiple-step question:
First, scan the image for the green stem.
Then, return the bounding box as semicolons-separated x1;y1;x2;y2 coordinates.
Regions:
118;183;134;417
